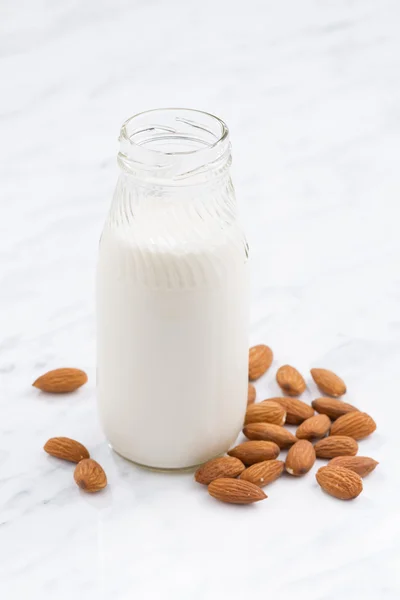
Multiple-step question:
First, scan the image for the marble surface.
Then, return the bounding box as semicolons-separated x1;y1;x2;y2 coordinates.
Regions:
1;0;400;598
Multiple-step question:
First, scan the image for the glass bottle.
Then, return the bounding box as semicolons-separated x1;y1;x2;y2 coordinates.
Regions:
97;109;249;469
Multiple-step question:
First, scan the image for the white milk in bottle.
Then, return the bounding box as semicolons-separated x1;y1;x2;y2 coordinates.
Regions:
97;109;249;469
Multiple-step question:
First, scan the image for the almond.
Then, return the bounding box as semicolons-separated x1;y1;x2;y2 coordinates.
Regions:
73;459;107;493
263;397;314;425
296;414;331;440
314;435;358;458
310;368;346;397
244;401;286;426
330;411;376;440
328;456;378;478
312;397;359;420
195;457;245;485
285;440;316;476
33;368;88;393
243;423;297;448
240;460;284;487
44;437;90;463
228;441;280;465
249;345;273;381
316;466;363;500
208;478;267;504
276;365;306;396
248;383;256;405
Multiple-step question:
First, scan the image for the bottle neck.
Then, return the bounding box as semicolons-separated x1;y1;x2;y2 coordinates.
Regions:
117;108;231;187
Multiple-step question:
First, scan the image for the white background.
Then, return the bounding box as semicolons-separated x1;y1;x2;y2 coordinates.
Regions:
1;1;400;598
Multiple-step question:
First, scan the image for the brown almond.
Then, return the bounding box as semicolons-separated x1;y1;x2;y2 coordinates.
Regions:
316;466;363;500
248;383;256;405
243;423;297;448
44;437;90;463
244;401;286;426
228;441;280;465
194;457;245;485
312;397;359;420
74;459;107;493
208;478;267;504
330;411;376;440
33;368;88;393
328;456;379;478
249;345;273;380
240;460;284;487
310;368;346;397
276;365;306;396
314;435;358;458
285;440;316;476
263;397;314;425
296;414;331;440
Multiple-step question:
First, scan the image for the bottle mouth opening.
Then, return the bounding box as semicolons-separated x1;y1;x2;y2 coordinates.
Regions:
118;108;231;182
120;108;229;155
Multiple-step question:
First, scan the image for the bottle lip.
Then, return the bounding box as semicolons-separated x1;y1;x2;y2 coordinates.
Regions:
119;108;229;156
118;108;231;183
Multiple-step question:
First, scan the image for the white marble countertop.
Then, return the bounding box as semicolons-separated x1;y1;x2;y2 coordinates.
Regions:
1;0;400;598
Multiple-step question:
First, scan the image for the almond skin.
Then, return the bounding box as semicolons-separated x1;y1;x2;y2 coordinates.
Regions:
310;368;346;397
228;441;280;465
263;397;314;425
248;383;256;405
44;437;90;463
74;459;107;493
244;401;286;426
285;440;316;476
249;345;273;381
243;423;297;448
195;457;245;485
296;414;331;440
312;397;359;420
314;435;358;458
276;365;306;396
208;478;267;504
33;368;88;393
316;466;363;500
240;460;284;487
328;456;378;478
330;411;376;440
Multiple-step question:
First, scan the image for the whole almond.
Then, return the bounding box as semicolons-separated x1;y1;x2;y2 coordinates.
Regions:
330;412;376;440
240;460;284;487
328;456;379;478
33;368;88;393
44;437;90;463
285;440;316;476
195;457;245;485
243;423;297;448
296;414;331;440
74;459;107;493
312;397;359;420
249;345;273;381
316;466;363;500
314;435;358;458
310;368;346;397
276;365;306;396
228;441;280;465
208;478;267;504
263;397;314;425
248;383;256;405
244;401;286;426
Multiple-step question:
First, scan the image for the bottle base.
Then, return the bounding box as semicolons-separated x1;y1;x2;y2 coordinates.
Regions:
109;443;219;473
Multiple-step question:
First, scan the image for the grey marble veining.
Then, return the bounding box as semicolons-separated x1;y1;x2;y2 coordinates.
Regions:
1;0;400;598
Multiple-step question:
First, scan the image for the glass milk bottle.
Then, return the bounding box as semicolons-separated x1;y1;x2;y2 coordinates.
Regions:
97;109;249;469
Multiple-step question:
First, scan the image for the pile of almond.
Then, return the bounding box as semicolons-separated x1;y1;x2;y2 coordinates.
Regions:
195;345;378;504
34;368;108;493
